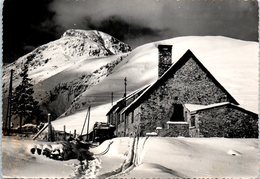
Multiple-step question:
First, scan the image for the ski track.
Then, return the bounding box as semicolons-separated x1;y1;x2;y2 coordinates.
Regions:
102;136;149;178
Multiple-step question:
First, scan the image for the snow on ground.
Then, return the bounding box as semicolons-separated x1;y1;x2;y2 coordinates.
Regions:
2;137;258;178
90;137;131;177
2;137;78;178
120;137;258;178
51;103;112;134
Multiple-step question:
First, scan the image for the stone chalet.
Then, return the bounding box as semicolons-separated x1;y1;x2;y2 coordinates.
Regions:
106;45;258;138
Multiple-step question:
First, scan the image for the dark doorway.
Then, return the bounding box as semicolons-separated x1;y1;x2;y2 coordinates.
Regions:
170;104;184;121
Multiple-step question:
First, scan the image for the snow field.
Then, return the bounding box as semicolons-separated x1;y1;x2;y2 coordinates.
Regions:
52;103;111;134
2;137;78;178
90;137;132;177
123;137;258;178
2;136;258;178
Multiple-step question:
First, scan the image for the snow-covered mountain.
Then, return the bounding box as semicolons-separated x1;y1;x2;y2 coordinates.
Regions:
2;29;131;119
3;31;258;134
3;29;131;92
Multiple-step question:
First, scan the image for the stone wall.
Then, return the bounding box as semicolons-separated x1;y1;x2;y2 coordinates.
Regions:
189;127;198;137
197;105;258;138
161;122;189;137
126;107;142;136
138;57;232;136
117;122;125;137
117;107;143;137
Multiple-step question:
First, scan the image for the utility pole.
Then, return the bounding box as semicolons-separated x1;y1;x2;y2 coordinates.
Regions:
124;77;127;107
81;109;89;136
123;77;127;137
6;69;14;136
86;106;91;141
81;106;91;141
63;125;66;141
47;113;53;141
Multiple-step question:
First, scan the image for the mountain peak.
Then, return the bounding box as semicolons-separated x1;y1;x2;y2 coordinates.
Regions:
2;29;132;93
62;29;131;54
62;29;100;38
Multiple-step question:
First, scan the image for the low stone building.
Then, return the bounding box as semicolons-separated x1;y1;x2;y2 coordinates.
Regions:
184;102;258;138
106;85;150;136
107;45;258;138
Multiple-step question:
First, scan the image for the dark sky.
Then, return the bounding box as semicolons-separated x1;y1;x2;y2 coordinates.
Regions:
3;0;259;63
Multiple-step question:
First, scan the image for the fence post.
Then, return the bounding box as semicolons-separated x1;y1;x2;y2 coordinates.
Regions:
47;113;53;141
73;130;76;138
63;125;66;141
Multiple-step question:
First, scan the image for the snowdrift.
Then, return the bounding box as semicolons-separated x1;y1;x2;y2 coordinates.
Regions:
2;137;258;178
2;137;77;178
115;137;258;178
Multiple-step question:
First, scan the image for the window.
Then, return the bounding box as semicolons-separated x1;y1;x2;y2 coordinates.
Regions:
131;112;134;123
184;111;188;120
190;116;195;127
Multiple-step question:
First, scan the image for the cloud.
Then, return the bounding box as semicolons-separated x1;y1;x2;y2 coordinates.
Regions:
50;0;258;48
86;15;165;41
3;0;258;63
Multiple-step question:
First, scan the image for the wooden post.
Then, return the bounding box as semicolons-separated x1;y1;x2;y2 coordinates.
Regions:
124;77;127;106
81;109;89;135
47;113;52;141
73;129;76;138
92;129;95;142
63;125;66;141
123;77;127;137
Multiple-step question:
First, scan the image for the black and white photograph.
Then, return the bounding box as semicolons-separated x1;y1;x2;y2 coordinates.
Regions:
2;0;259;178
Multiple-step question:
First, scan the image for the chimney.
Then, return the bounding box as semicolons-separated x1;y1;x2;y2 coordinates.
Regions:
158;44;172;77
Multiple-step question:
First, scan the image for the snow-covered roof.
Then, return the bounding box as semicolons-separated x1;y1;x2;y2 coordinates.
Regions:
166;121;189;125
106;84;151;115
184;102;257;116
184;102;230;113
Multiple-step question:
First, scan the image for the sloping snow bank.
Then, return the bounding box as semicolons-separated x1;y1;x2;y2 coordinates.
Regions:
122;137;258;178
3;137;258;178
2;137;78;178
90;137;132;177
51;103;111;134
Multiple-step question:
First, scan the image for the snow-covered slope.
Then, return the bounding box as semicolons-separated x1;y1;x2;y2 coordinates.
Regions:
2;29;131;94
123;137;258;178
52;36;258;134
2;29;131;120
